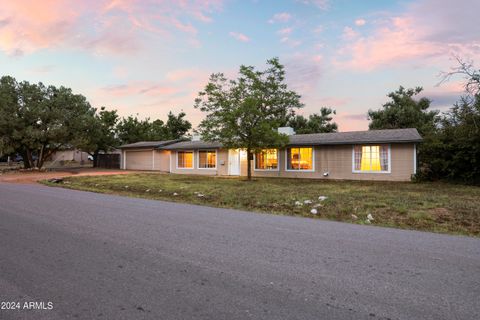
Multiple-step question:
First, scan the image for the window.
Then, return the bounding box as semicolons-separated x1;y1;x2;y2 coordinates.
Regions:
286;147;313;171
255;149;278;170
198;150;216;169
177;151;193;169
353;145;389;172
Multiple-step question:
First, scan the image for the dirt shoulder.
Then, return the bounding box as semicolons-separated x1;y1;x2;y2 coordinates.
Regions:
0;168;136;184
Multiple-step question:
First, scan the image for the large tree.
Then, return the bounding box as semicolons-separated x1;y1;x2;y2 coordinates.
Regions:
368;86;439;136
116;111;192;144
0;76;95;169
77;107;120;167
287;107;338;134
194;57;303;180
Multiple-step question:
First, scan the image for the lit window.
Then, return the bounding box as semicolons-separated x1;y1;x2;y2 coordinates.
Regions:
287;147;313;170
198;150;216;169
353;145;389;172
255;149;278;170
177;151;193;168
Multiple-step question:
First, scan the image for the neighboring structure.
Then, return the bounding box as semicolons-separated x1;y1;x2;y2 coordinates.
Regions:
49;149;91;163
119;128;422;181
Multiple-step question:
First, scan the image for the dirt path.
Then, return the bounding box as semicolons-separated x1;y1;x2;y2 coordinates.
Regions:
0;168;136;184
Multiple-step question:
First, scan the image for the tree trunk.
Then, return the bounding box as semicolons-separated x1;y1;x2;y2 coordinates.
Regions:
37;145;45;169
21;150;30;169
93;150;100;168
246;147;252;180
22;149;33;169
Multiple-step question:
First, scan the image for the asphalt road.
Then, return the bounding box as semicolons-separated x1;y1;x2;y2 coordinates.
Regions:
0;183;479;320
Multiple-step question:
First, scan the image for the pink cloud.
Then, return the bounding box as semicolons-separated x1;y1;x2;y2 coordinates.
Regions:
285;54;324;96
0;0;223;55
336;0;480;71
268;12;291;24
342;26;359;40
102;82;180;97
296;0;329;10
229;32;250;42
277;27;293;36
354;19;366;26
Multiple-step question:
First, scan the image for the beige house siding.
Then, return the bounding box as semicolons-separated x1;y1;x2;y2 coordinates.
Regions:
122;143;415;181
124;149;153;170
244;143;415;181
170;149;229;175
153;150;171;171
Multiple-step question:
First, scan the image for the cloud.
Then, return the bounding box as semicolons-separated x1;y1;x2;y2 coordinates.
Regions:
101;82;179;97
285;54;323;96
268;12;291;24
342;26;359;40
355;19;366;26
229;32;250;42
421;81;465;109
296;0;329;10
0;0;223;56
277;27;292;36
336;0;480;71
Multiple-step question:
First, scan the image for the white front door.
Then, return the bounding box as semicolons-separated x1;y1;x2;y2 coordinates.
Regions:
228;149;240;175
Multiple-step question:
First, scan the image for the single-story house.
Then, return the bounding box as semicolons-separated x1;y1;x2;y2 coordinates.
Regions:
118;128;422;181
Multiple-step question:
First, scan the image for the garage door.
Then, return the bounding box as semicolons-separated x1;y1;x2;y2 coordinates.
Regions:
125;150;153;170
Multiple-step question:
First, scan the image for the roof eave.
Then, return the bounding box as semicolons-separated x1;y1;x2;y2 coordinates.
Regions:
287;139;423;146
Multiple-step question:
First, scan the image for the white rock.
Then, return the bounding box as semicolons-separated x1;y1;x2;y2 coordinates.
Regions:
318;196;328;201
173;192;178;196
124;186;129;189
351;214;358;220
294;201;303;206
310;209;318;214
193;191;199;194
145;189;150;192
303;200;313;204
313;203;323;208
158;189;162;192
367;213;374;221
197;194;205;197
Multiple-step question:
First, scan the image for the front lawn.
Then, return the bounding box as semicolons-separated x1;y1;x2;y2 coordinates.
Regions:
43;173;480;236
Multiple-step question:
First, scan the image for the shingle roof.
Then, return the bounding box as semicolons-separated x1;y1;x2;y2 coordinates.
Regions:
159;140;223;150
288;128;422;145
118;139;181;149
135;128;422;150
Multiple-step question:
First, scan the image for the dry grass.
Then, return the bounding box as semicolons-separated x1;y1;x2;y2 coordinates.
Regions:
42;173;480;236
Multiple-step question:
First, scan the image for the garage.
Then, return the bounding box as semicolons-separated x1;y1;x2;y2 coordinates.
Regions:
124;149;153;170
119;140;181;171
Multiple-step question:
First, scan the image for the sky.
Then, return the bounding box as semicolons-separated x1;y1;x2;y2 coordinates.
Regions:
0;0;479;131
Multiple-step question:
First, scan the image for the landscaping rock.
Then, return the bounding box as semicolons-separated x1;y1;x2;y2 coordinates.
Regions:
158;189;162;192
304;200;313;204
313;203;323;208
173;192;178;196
124;186;129;189
351;214;358;220
197;194;205;197
145;189;150;192
318;196;328;201
294;201;303;206
310;208;318;215
367;213;374;221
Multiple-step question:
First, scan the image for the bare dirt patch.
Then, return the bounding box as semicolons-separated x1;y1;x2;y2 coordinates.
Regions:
0;168;137;184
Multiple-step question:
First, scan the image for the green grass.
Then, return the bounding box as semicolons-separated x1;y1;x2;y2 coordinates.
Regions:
42;173;480;237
